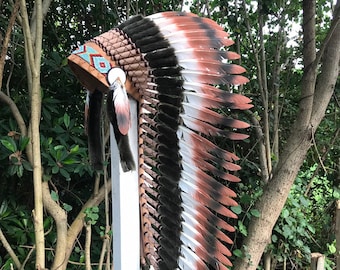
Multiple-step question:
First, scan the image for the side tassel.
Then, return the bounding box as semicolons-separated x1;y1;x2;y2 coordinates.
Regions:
87;89;104;171
107;84;135;172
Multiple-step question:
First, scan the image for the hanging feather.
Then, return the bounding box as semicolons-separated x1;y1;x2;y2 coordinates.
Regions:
106;67;135;172
86;89;104;171
68;11;252;269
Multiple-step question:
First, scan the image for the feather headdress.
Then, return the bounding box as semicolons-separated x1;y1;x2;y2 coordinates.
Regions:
68;11;252;269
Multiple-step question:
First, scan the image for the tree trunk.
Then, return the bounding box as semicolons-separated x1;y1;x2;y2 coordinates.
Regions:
20;0;45;268
233;1;340;268
311;253;325;270
41;182;68;270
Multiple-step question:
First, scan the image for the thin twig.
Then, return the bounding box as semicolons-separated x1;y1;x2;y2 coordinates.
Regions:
311;125;327;174
313;4;340;71
85;222;92;270
0;228;22;269
0;0;20;90
98;239;108;270
0;91;27;136
98;168;112;269
20;245;35;270
305;127;340;196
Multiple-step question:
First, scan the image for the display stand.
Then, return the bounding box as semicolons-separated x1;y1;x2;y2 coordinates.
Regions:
111;98;140;270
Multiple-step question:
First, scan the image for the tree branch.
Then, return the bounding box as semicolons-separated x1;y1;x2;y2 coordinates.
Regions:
298;0;316;125
0;0;20;90
65;181;112;269
246;110;269;182
336;200;340;268
42;181;68;270
20;0;45;267
19;0;36;77
313;2;340;71
242;0;271;177
33;0;43;69
0;228;22;269
258;6;272;175
0;91;27;136
305;127;340;196
29;0;52;42
85;223;92;270
312;3;340;124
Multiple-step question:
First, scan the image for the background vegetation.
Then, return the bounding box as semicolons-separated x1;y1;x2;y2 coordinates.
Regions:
0;0;339;269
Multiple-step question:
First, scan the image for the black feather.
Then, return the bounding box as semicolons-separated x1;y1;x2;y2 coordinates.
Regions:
87;90;104;170
106;90;135;172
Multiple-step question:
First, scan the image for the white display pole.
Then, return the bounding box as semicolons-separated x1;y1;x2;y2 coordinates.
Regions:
111;98;140;270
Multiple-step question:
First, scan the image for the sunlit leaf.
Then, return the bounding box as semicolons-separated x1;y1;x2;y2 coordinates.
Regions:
70;144;79;153
1;138;17;153
62;158;77;165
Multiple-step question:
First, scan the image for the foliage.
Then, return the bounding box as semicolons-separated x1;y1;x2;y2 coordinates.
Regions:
270;164;339;269
0;200;39;269
84;206;100;225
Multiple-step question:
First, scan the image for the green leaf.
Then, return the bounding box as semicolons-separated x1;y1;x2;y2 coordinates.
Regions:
61;57;68;67
84;206;99;225
250;209;260;217
43;174;52;181
231;205;242;215
47;137;53;145
63;113;70;128
54;145;64;151
63;203;73;212
22;160;33;171
271;234;278;243
1;138;17;152
307;224;315;234
19;137;30;151
328;243;336;254
240;194;252;204
238;220;247;236
233;249;243;258
333;187;340;199
51;191;59;201
281;208;289;218
55;149;62;161
62;158;77;165
295;239;303;248
282;225;292;239
9;165;17;176
0;201;8;216
52;165;59;174
70;144;79;153
79;253;85;263
17;165;23;177
60;168;71;180
299;196;309;207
